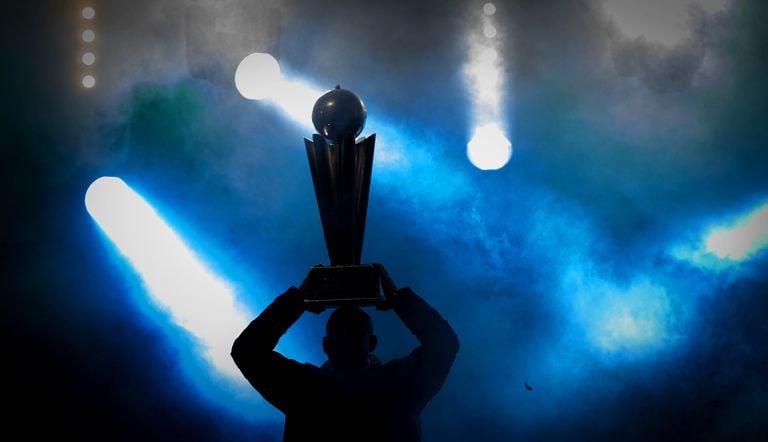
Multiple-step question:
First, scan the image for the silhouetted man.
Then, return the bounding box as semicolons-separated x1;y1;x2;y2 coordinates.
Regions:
231;263;459;442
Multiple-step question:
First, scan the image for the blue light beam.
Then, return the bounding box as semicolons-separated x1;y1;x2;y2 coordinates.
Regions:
705;200;768;261
85;176;251;382
672;199;768;270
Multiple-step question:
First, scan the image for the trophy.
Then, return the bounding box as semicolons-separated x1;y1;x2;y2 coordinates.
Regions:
302;86;383;306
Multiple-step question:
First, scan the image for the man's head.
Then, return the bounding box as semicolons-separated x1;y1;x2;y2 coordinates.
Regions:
323;305;377;372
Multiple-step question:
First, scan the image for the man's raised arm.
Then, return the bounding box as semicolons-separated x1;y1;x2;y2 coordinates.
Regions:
231;286;309;413
373;264;460;409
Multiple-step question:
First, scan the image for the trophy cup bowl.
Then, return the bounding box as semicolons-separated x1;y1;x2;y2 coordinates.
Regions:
303;86;382;306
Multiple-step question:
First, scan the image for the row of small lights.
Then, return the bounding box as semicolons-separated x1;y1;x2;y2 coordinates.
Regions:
80;6;97;89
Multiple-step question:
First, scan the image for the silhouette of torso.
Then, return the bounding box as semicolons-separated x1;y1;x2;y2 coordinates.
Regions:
232;287;459;442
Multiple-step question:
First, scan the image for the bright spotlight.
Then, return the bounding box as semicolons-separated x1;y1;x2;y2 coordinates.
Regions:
82;6;95;20
85;177;251;380
82;29;95;42
483;2;497;16
82;52;95;66
705;201;768;261
234;52;283;101
82;75;96;88
234;52;320;129
483;23;497;38
467;123;512;170
465;0;510;170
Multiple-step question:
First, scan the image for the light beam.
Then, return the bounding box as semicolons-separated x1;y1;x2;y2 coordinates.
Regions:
464;2;512;170
671;199;768;271
705;201;768;261
85;177;251;381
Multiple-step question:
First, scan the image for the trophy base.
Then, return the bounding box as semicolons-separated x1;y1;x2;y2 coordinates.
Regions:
304;264;382;306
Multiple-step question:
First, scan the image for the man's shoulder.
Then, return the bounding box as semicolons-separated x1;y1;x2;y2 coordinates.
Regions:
300;361;322;373
376;355;414;376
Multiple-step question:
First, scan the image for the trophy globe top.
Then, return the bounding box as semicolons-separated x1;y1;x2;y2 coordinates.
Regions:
312;85;367;143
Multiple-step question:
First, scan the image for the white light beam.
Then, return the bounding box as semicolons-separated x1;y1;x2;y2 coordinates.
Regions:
706;201;768;261
85;177;251;381
464;2;512;170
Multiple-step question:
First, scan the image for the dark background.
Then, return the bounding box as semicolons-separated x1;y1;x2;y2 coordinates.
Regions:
3;0;767;440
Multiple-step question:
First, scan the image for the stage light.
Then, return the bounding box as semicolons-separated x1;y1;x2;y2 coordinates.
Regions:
234;52;320;129
82;52;95;66
78;6;98;92
85;177;251;380
464;2;511;170
234;52;283;101
467;123;512;170
705;201;768;261
82;75;96;88
82;29;95;42
483;23;497;38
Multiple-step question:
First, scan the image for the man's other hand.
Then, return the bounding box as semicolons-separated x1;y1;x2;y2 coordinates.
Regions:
372;262;398;311
299;264;325;314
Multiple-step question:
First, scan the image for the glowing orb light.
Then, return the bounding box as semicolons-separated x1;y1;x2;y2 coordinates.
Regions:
82;29;95;42
82;75;96;88
85;177;251;380
467;123;512;170
82;7;95;20
483;23;497;38
82;52;95;66
234;52;283;101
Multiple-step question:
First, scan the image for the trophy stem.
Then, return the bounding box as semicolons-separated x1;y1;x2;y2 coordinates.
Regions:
353;134;375;264
305;134;376;266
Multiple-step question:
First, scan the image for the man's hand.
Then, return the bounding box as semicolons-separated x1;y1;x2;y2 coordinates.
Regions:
299;264;325;314
372;262;398;311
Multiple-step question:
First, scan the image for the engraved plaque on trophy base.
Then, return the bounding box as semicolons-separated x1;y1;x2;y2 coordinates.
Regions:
303;264;381;306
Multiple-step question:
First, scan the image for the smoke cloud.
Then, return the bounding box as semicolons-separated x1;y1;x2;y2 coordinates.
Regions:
4;0;768;440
